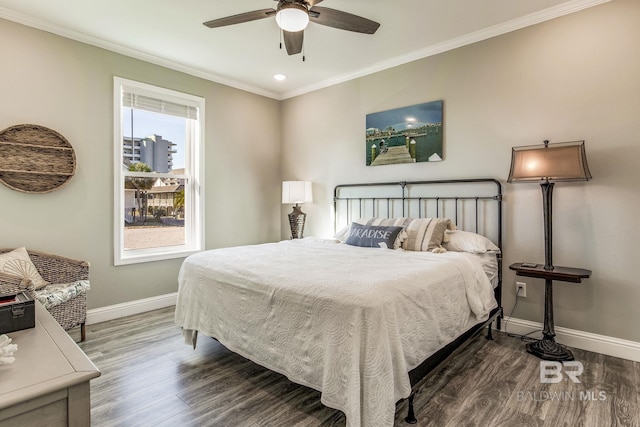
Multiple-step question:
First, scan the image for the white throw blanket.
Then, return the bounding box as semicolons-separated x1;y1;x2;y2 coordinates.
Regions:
175;239;497;427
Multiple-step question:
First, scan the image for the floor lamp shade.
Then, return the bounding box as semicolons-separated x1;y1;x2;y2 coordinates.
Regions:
282;181;313;239
508;140;592;183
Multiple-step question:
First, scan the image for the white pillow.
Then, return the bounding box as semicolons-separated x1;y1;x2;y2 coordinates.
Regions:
443;230;500;253
334;225;351;242
0;247;48;289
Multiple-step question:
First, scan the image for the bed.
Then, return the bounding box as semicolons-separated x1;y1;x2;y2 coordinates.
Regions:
175;179;503;427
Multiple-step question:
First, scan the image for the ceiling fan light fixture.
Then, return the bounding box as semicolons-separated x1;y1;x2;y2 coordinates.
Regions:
275;3;309;32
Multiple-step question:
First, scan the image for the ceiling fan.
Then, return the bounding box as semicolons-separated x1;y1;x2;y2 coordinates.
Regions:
203;0;380;56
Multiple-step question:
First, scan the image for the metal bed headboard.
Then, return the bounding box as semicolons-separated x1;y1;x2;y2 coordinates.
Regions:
334;178;502;245
334;178;503;305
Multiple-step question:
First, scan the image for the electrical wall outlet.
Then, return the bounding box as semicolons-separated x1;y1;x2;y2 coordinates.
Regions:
516;282;526;298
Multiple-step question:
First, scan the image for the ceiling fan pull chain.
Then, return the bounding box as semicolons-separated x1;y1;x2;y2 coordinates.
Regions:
279;29;283;50
303;42;306;62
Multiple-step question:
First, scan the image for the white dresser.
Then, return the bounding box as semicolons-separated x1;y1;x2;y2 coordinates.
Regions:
0;302;100;426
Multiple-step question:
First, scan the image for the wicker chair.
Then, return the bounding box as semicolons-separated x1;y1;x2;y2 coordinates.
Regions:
0;249;89;342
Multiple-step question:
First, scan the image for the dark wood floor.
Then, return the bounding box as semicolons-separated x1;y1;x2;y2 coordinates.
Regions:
72;307;640;427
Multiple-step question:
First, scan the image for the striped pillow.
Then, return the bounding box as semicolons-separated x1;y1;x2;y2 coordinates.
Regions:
352;217;455;252
402;217;455;251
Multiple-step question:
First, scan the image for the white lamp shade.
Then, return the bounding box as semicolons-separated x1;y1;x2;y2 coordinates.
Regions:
275;4;309;32
282;181;313;204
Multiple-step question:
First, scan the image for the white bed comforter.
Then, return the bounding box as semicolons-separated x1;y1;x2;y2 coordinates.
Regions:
175;239;497;427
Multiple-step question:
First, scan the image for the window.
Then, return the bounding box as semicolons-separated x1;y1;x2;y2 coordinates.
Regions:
113;77;204;265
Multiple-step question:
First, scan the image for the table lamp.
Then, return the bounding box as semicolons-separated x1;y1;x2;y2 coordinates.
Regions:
282;181;313;239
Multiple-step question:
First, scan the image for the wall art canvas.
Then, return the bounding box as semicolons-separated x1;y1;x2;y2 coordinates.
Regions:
366;100;443;166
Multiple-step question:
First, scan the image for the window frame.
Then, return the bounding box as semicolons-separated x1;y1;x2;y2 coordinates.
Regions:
113;77;205;266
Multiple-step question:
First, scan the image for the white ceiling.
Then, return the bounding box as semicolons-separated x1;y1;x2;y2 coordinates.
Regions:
0;0;607;100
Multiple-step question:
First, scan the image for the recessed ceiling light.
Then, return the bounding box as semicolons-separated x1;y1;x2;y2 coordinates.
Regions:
274;74;287;81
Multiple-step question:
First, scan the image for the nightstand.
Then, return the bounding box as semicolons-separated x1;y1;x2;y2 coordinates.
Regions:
509;262;591;361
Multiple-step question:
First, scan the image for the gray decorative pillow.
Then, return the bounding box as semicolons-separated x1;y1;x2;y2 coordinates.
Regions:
338;217;409;248
345;223;404;249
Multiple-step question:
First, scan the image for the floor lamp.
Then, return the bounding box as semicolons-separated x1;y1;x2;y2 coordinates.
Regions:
282;181;313;239
508;140;592;360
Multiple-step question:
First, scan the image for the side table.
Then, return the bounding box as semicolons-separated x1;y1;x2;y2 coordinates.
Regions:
509;262;591;361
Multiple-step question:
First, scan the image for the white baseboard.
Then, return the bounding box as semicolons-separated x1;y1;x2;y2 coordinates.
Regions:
86;292;177;325
502;317;640;362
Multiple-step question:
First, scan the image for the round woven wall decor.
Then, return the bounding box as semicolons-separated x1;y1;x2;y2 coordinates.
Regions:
0;124;76;193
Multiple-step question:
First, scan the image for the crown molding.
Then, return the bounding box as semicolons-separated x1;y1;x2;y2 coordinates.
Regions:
280;0;611;99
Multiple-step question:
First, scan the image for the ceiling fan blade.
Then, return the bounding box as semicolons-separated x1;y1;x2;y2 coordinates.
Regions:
283;30;304;55
203;9;276;28
309;7;380;34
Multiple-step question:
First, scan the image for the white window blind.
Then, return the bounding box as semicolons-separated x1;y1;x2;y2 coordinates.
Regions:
122;93;198;120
